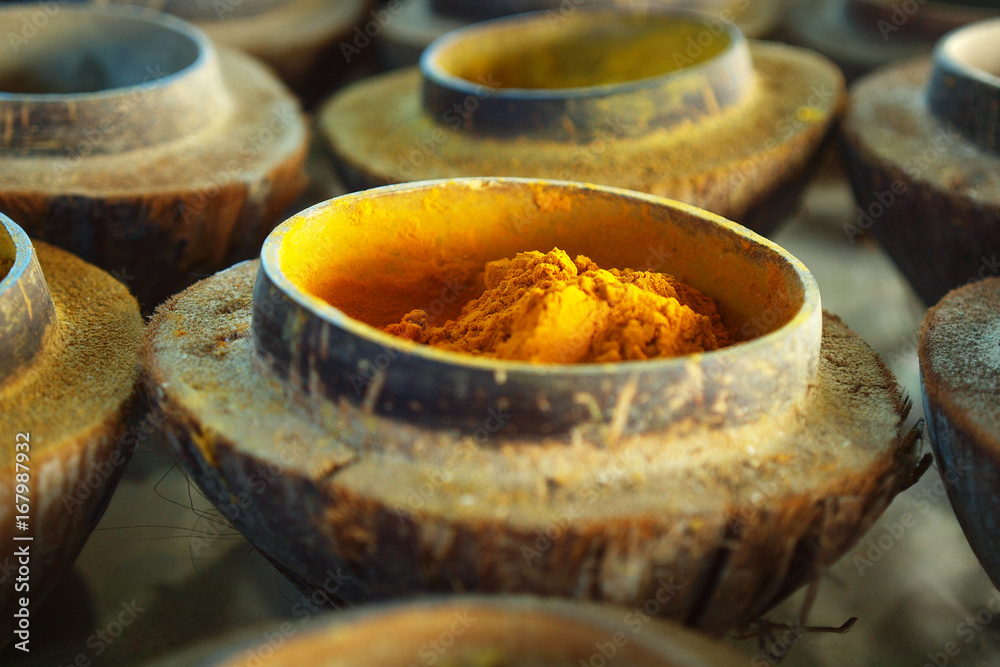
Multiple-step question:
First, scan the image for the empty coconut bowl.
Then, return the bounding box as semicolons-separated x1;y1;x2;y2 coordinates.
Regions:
785;0;1000;81
378;0;786;69
94;0;372;101
174;597;749;666
143;178;925;636
0;4;308;309
321;8;845;236
919;277;1000;589
0;215;144;645
841;17;1000;306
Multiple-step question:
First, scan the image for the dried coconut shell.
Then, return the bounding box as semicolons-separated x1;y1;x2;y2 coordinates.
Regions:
143;259;923;636
0;241;144;645
320;40;845;235
919;277;1000;589
0;39;308;310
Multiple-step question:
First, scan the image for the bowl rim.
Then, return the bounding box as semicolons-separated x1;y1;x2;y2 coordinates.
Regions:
197;595;747;666
0;1;214;103
258;177;821;376
933;16;1000;88
418;5;748;99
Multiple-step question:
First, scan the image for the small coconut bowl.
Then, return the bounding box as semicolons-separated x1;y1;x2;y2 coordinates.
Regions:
143;178;925;636
322;8;845;236
841;17;1000;306
0;4;308;309
95;0;372;102
0;215;144;646
379;0;786;69
169;597;749;666
919;277;1000;589
785;0;999;81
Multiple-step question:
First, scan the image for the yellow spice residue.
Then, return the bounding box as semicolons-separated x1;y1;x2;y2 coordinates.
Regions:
384;248;733;364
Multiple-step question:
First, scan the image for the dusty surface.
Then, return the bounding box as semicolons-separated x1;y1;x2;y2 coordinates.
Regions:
0;48;306;196
920;279;1000;444
0;241;143;644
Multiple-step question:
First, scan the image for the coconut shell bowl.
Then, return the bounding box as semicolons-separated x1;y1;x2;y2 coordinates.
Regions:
143;178;926;637
174;596;749;666
919;278;1000;590
841;17;1000;306
0;214;144;644
0;4;308;309
93;0;372;102
379;0;786;69
785;0;1000;82
321;8;845;236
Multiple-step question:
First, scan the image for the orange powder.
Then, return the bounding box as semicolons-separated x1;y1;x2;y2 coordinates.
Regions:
384;248;733;363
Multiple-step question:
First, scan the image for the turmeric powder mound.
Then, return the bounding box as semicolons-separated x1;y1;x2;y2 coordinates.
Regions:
384;249;733;364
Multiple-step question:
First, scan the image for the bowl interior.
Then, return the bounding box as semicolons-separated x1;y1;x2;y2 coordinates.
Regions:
0;9;200;95
430;12;732;90
940;17;1000;79
277;180;804;342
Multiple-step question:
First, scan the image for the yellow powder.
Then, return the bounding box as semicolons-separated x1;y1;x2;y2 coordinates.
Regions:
384;248;733;364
